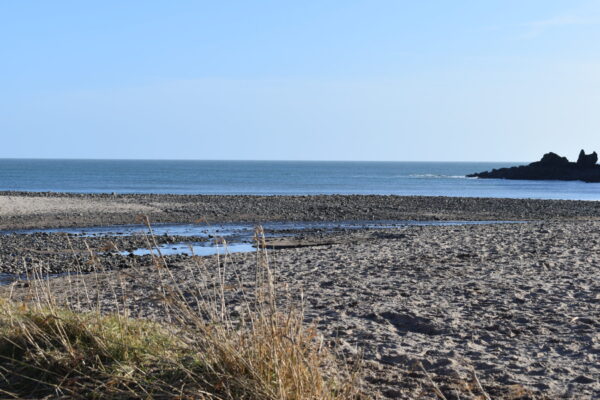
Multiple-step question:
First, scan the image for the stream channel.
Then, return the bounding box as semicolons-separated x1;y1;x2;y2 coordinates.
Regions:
0;220;523;284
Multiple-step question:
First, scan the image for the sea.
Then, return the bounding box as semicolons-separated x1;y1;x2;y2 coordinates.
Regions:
0;159;599;200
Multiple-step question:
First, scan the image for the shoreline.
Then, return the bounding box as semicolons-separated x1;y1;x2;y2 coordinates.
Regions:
2;191;600;231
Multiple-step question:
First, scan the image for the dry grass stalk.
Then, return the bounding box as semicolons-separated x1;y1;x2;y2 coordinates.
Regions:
0;222;363;399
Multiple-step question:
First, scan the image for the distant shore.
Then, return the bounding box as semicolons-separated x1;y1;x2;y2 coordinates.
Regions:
1;191;600;230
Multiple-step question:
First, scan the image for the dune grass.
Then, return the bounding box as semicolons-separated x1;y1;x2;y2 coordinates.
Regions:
0;225;362;399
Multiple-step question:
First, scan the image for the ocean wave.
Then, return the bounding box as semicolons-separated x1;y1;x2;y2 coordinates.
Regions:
406;174;468;179
349;174;470;179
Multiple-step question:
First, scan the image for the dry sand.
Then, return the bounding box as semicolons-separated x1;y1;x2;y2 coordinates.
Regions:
0;195;157;217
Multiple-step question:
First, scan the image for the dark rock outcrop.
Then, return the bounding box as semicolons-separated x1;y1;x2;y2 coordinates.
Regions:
468;150;600;183
536;152;569;167
577;150;598;167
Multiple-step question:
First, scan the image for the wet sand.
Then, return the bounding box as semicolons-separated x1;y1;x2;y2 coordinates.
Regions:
1;193;599;398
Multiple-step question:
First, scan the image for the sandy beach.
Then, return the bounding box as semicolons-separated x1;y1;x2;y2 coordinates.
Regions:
0;193;598;399
5;2;600;397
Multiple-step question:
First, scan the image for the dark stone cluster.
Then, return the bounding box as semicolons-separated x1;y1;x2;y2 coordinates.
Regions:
468;150;600;182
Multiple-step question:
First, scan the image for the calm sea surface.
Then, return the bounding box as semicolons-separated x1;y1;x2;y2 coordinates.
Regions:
0;159;599;200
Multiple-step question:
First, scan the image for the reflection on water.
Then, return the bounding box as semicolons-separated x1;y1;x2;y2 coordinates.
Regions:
128;242;256;256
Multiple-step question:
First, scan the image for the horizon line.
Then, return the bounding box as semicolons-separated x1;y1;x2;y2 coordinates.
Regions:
0;157;528;163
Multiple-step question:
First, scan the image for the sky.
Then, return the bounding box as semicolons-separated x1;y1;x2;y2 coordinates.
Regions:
1;1;599;161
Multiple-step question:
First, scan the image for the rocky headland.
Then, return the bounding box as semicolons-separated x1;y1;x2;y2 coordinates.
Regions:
468;150;600;182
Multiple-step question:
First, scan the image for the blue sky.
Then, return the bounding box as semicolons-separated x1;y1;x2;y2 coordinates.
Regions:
1;1;599;161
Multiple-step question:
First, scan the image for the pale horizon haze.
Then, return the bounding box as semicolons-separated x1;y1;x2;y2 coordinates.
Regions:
1;1;599;162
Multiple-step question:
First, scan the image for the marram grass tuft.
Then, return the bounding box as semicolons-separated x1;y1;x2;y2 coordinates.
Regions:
0;225;363;399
